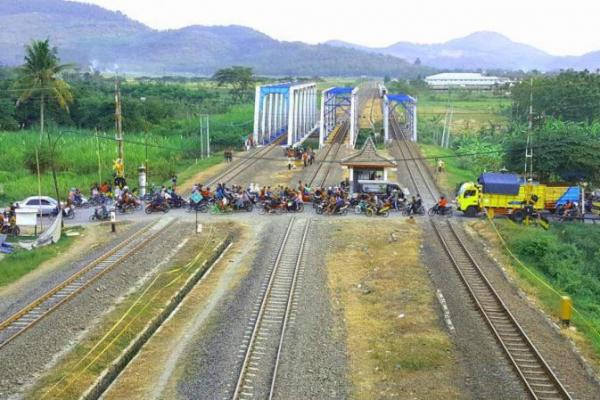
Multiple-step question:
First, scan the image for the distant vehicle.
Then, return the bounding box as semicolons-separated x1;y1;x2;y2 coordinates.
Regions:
357;180;403;195
15;196;59;216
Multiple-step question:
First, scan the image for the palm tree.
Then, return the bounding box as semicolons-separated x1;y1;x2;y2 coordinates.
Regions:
15;39;73;205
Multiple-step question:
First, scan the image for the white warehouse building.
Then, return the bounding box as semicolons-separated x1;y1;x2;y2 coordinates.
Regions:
425;73;511;90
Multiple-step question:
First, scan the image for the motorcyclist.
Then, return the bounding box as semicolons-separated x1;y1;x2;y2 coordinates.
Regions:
437;196;449;214
334;195;345;214
409;195;423;215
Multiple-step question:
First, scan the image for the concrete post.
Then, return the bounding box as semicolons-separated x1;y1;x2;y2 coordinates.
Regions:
253;86;261;144
273;93;279;140
267;94;273;140
288;88;295;146
303;88;309;137
350;88;357;148
261;92;267;145
413;101;418;142
319;89;326;148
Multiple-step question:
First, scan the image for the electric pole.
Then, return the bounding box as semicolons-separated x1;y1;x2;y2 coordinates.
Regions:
525;78;534;181
115;79;124;165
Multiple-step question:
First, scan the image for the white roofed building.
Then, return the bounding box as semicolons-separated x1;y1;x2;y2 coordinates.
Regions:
425;73;511;90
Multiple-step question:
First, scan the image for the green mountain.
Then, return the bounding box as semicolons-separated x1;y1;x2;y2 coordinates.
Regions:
0;0;429;77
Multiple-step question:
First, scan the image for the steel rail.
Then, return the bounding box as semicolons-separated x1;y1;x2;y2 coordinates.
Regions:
206;135;285;187
389;116;438;203
232;217;309;399
0;219;174;350
306;121;348;188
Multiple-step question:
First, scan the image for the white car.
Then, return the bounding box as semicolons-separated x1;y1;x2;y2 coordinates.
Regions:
16;196;59;216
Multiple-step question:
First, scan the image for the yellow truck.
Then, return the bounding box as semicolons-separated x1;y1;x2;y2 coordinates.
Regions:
456;173;580;220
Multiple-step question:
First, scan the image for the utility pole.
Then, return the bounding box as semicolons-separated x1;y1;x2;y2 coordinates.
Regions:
115;79;124;165
206;115;210;157
200;114;210;158
525;78;534;181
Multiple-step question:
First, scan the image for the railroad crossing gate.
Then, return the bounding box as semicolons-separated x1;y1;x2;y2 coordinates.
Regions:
319;86;359;148
383;93;417;142
253;82;319;147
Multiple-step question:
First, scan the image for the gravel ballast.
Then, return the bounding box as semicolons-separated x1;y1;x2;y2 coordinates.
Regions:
458;219;600;399
176;216;347;399
270;219;347;399
0;220;193;399
421;220;529;399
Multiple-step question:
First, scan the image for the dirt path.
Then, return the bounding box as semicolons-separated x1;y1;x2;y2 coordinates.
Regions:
327;219;466;399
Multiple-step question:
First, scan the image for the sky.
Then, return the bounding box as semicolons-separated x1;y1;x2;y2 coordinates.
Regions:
78;0;600;56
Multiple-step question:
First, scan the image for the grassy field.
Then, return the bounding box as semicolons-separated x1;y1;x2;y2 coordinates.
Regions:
419;144;478;195
417;90;510;135
0;104;254;204
327;220;462;398
0;229;79;287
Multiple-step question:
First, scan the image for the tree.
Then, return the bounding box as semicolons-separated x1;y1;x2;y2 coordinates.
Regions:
15;39;73;205
212;66;255;101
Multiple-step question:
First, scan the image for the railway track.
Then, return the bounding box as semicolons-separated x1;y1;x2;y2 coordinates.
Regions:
389;115;438;204
232;217;310;400
0;218;174;350
432;219;572;400
306;122;348;188
206;135;285;187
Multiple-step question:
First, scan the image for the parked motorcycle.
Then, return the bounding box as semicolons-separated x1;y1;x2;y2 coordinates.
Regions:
1;223;20;236
315;202;349;216
89;206;112;221
428;205;453;216
366;204;391;217
145;202;170;214
168;194;188;209
402;204;425;216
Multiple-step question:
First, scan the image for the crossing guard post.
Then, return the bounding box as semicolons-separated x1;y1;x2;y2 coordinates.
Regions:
110;210;116;233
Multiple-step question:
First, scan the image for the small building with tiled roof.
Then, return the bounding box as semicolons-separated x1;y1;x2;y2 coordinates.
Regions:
341;136;396;192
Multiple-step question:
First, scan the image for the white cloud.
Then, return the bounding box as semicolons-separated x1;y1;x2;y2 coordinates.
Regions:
77;0;600;56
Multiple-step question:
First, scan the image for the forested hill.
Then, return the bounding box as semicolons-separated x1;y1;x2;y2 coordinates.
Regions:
0;0;430;77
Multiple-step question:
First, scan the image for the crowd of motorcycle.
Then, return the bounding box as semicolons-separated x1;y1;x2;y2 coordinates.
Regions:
184;182;448;218
1;183;448;237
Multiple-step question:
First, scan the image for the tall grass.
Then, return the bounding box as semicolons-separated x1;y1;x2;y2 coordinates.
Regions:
497;221;600;355
0;104;254;203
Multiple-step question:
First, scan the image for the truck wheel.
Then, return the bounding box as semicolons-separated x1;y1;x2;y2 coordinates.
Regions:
511;210;524;223
465;206;478;217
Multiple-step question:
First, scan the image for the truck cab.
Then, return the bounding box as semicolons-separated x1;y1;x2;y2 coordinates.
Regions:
456;182;481;217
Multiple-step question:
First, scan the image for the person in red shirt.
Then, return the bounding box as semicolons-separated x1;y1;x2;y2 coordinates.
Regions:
438;196;448;212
